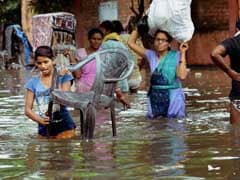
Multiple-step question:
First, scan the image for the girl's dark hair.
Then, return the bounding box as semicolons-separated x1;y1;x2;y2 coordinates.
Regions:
99;20;114;33
154;29;173;42
34;46;53;61
112;20;124;34
88;28;103;40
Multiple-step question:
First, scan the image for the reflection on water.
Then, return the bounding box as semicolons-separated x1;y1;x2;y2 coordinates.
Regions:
0;67;240;179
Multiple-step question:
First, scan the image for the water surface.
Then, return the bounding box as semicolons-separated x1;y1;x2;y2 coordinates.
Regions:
0;67;239;179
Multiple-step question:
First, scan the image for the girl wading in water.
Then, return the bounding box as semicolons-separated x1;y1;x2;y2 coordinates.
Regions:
25;46;76;139
128;29;189;118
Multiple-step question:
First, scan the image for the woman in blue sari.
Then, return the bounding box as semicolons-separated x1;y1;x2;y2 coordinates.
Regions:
128;29;189;118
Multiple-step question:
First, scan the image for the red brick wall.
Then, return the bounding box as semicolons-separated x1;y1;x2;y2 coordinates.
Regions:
72;0;231;65
188;0;230;65
228;0;239;35
73;0;100;47
191;0;229;32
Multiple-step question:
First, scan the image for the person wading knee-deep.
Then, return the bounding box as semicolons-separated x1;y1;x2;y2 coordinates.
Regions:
128;29;189;119
211;20;240;124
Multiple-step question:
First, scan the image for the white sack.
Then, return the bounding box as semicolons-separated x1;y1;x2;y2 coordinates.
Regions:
147;0;194;42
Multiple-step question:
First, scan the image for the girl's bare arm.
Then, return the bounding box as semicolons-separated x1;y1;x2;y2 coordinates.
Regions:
25;90;49;125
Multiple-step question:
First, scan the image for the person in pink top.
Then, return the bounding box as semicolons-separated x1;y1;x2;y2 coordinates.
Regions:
65;28;103;92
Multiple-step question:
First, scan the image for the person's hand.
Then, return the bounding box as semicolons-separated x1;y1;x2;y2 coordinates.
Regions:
64;49;77;64
228;69;240;81
38;116;50;126
63;49;74;57
179;42;189;53
63;49;70;56
58;66;70;76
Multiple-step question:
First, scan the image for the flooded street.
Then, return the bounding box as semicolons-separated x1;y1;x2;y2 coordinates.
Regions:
1;67;240;179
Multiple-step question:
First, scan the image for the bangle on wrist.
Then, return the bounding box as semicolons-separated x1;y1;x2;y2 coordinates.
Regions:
179;61;186;64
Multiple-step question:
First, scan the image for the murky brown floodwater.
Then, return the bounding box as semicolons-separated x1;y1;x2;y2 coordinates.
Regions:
0;67;240;179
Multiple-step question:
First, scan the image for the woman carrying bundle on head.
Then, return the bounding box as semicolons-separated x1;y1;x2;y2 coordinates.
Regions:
128;29;189;119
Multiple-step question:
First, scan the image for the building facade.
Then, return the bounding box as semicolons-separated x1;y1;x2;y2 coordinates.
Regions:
22;0;238;65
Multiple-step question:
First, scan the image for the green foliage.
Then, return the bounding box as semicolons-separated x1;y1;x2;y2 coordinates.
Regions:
0;0;21;24
30;0;74;14
0;0;74;25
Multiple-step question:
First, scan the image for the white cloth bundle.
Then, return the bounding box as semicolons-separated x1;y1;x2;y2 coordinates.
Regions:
147;0;194;42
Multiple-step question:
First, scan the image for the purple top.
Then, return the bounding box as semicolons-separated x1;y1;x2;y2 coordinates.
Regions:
145;49;180;73
145;49;185;118
76;48;96;89
146;49;160;74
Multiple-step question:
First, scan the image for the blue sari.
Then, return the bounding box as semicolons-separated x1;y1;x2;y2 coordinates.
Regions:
148;50;182;118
